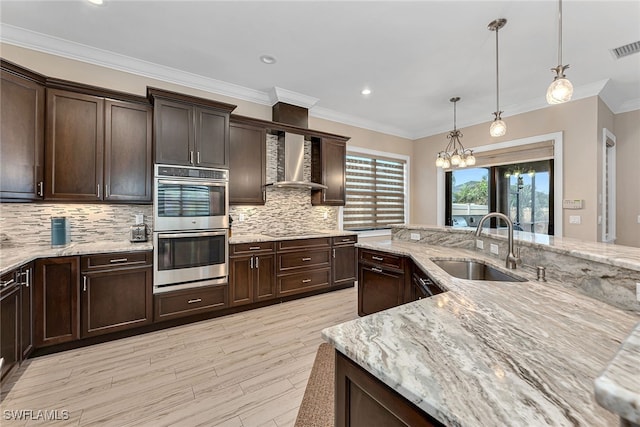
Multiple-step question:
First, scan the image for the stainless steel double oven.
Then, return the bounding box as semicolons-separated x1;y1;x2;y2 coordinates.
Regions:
153;164;228;293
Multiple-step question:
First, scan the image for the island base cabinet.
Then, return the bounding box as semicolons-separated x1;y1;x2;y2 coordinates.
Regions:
335;351;443;427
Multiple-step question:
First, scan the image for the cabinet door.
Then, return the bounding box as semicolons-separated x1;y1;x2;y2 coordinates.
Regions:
312;138;346;206
229;123;266;204
46;89;104;200
34;257;80;347
358;264;404;316
81;266;152;338
333;245;356;286
104;100;153;202
254;254;276;302
195;107;229;168
0;70;45;201
1;276;20;382
230;255;253;306
19;264;34;360
154;98;194;165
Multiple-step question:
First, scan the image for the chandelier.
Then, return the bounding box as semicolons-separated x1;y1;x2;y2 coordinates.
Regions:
488;18;507;137
435;97;475;169
547;0;573;104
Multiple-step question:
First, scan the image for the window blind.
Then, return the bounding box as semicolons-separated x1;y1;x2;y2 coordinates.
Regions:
344;154;406;230
467;140;555;168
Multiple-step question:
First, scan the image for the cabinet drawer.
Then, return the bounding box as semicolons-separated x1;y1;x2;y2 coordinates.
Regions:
276;237;331;252
154;284;227;322
278;268;330;297
230;242;274;255
332;235;357;246
359;249;403;270
81;251;151;271
278;249;331;272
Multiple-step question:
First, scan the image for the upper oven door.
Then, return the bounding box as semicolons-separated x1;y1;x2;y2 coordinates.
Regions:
154;179;228;231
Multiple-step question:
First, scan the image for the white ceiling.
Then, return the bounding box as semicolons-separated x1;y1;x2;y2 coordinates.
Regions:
1;0;639;139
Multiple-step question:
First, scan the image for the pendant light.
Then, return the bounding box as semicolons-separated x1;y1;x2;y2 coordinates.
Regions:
547;0;573;104
435;97;475;169
488;18;507;137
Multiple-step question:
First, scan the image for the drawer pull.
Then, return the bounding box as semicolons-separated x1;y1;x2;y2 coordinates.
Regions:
372;256;384;261
333;249;336;258
302;257;312;262
371;267;383;273
302;279;312;283
1;278;15;288
109;258;128;263
83;276;87;292
342;238;351;242
187;298;202;304
249;246;261;250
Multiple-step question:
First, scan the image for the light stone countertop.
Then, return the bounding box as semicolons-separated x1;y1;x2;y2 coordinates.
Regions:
322;239;640;427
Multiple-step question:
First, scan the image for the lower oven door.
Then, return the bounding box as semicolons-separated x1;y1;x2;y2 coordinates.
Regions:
154;230;228;293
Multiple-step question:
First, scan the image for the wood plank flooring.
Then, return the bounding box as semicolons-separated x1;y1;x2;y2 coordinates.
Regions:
0;287;358;427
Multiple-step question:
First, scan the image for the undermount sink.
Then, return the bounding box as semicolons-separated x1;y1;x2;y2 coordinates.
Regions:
431;259;526;282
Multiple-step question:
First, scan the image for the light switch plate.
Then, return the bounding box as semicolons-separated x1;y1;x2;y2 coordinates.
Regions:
476;239;484;249
563;199;584;209
239;213;246;222
410;233;420;241
490;244;499;255
636;283;640;302
637;215;640;224
569;215;581;224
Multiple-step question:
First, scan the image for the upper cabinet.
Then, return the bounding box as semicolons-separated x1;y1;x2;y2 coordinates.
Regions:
312;138;347;206
0;60;46;201
45;83;152;203
148;88;236;169
229;120;266;205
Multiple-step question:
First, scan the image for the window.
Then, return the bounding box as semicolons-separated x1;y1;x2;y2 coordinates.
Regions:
343;153;407;231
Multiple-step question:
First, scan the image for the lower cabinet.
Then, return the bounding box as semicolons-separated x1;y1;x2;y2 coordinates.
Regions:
332;236;357;287
1;269;20;382
19;263;34;361
335;350;443;427
154;284;227;321
276;238;331;297
229;242;276;306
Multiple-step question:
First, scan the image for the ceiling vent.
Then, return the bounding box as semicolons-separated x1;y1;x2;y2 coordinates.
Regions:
610;41;640;59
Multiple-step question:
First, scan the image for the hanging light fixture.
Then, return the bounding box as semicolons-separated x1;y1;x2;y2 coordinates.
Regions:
547;0;573;104
488;18;507;137
435;97;475;169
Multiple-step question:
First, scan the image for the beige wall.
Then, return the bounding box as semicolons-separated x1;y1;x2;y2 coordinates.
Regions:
596;98;615;243
614;109;640;247
412;97;602;241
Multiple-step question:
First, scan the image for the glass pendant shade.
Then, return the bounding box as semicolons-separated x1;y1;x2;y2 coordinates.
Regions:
489;118;507;137
435;156;444;167
466;154;476;166
442;158;451;169
450;153;461;166
434;97;473;169
546;77;573;104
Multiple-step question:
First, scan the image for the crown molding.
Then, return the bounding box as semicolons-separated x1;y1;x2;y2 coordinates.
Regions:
269;87;318;109
614;98;640;114
309;106;414;140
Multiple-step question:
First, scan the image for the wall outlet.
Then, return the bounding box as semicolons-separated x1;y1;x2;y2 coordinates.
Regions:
323;211;328;220
637;215;640;224
239;213;246;222
569;215;581;224
637;283;640;302
410;233;420;241
490;244;499;255
476;239;484;249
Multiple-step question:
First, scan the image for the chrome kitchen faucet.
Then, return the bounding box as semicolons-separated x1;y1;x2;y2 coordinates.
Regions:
475;212;522;270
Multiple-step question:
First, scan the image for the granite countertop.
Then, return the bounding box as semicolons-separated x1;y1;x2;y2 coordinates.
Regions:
322;239;640;426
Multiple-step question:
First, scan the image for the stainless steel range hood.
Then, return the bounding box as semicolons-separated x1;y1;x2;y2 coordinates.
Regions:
267;132;327;190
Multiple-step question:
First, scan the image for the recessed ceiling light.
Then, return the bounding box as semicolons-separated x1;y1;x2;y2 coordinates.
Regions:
260;55;277;65
361;88;372;96
87;0;104;5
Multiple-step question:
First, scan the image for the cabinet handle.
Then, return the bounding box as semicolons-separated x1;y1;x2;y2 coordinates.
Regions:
250;257;254;269
302;279;312;283
188;298;202;304
342;238;351;242
37;181;44;197
249;246;261;250
97;184;101;199
262;190;266;201
333;249;336;258
1;278;14;288
105;184;110;198
83;276;87;292
372;256;384;262
189;151;194;165
302;257;312;262
23;269;30;288
109;258;128;263
371;267;383;273
197;151;201;164
255;256;259;268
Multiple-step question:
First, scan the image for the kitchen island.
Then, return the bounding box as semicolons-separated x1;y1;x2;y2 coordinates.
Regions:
322;234;640;426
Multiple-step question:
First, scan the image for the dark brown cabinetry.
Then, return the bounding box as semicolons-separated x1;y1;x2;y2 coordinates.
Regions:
148;88;236;168
0;61;45;201
358;249;406;316
276;238;332;297
335;350;443;427
19;263;34;361
332;235;357;287
154;284;228;322
312;138;347;206
45;87;152;202
229;121;266;205
1;269;20;382
229;242;276;306
34;256;80;347
80;252;153;338
410;264;444;302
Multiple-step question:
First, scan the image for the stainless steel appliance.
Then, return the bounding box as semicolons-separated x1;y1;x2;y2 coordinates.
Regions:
153;164;229;293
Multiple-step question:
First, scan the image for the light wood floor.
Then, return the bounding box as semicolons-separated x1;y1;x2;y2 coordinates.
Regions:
1;287;358;427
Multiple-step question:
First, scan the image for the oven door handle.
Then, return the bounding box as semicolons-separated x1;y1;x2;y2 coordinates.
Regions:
158;231;227;239
157;179;227;186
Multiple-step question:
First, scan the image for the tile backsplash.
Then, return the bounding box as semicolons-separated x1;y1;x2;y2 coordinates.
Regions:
0;203;153;246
